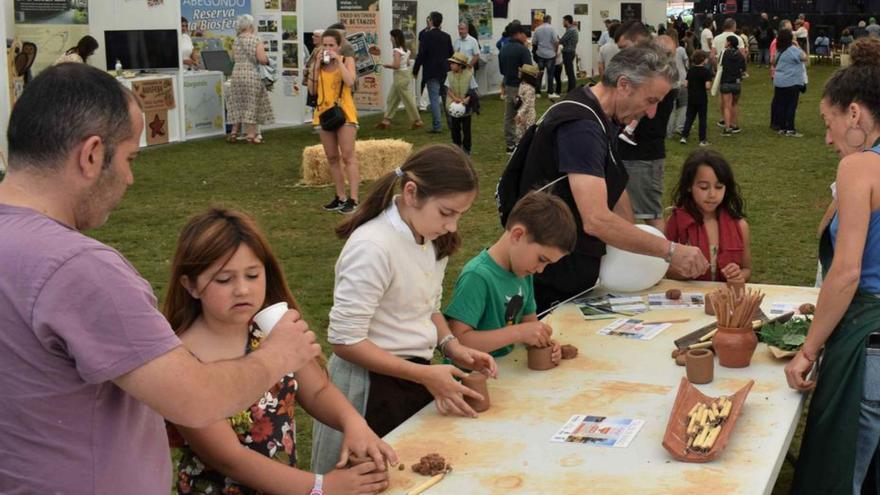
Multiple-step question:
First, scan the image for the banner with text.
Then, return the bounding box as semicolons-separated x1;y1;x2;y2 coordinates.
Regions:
14;0;89;74
181;0;252;55
338;0;381;110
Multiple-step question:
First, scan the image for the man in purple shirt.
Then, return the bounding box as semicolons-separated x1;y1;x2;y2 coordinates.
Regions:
0;63;321;494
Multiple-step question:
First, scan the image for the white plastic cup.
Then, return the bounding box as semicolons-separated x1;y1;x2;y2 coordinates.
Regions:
253;302;289;335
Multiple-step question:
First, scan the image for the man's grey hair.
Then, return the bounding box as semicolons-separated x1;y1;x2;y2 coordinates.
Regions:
236;14;255;34
601;43;678;88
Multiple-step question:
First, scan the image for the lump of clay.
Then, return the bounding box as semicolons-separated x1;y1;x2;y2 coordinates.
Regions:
561;344;578;359
666;289;682;300
412;454;447;476
799;303;815;315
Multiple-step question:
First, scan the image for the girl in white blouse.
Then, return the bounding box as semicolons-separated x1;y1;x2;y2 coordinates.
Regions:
311;144;497;474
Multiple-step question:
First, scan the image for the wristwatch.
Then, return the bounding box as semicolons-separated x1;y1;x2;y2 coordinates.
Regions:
309;474;324;495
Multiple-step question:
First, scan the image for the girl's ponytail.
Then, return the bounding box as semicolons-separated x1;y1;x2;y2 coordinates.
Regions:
336;171;400;239
336;144;478;259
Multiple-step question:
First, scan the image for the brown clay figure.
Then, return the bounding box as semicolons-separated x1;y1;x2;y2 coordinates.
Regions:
799;303;815;315
560;344;578;359
666;289;682;300
412;454;447;476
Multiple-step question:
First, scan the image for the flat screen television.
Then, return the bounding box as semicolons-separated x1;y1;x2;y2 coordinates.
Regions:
104;29;179;71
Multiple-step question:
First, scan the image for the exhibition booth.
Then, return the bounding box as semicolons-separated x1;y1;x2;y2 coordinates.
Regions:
1;0;665;157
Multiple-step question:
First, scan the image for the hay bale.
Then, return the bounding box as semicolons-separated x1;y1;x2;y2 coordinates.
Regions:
300;138;413;186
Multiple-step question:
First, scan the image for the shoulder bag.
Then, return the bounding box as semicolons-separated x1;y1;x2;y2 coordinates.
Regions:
318;62;347;131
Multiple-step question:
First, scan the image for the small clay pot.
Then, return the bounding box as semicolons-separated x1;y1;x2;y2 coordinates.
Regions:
527;345;556;370
704;292;716;316
713;325;758;368
461;372;490;412
685;349;714;384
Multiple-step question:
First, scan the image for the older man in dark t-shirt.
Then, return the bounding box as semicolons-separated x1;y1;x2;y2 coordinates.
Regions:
510;45;709;311
0;64;321;494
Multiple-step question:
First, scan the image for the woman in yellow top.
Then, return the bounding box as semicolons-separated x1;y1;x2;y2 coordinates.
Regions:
309;30;360;215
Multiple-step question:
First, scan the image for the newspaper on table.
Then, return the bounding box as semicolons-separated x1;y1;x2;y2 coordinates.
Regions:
647;292;706;309
551;415;645;447
575;295;647;319
608;296;649;314
597;318;672;340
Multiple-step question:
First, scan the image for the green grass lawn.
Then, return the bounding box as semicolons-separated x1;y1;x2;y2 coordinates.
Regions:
90;62;839;491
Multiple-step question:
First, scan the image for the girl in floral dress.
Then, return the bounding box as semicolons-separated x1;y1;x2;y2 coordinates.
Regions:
165;208;396;495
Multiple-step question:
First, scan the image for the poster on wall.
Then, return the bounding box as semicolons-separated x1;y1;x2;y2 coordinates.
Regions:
258;15;280;33
14;0;88;74
458;1;493;47
338;0;382;110
282;69;300;97
264;0;280;9
181;0;252;54
573;4;589;15
183;73;225;139
620;3;642;23
132;77;176;145
13;0;88;24
262;36;279;52
392;0;418;52
282;15;297;40
282;42;299;68
530;9;546;33
338;0;378;11
281;0;296;10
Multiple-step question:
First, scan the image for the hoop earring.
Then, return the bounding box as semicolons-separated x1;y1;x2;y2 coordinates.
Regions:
845;125;868;150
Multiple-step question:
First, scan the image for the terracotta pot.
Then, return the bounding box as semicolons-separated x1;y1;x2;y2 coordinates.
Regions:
704;292;716;316
712;325;758;368
461;372;490;412
685;349;714;384
527;345;556;370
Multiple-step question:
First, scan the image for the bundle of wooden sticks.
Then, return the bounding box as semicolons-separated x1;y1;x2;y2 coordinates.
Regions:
709;285;765;328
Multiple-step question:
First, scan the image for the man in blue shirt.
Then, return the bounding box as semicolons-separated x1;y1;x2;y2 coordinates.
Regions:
498;24;533;153
454;22;480;70
531;15;560;98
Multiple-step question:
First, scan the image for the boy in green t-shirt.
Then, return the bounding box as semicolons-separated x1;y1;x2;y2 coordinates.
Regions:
444;191;577;362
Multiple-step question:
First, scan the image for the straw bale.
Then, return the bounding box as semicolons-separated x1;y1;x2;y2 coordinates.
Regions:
301;139;413;186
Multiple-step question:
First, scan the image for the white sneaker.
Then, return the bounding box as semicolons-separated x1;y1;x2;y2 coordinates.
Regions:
549;93;560;100
679;137;687;144
535;93;542;99
699;140;711;147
